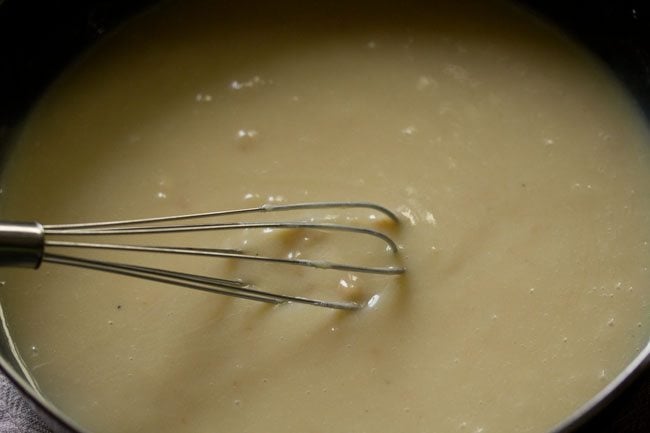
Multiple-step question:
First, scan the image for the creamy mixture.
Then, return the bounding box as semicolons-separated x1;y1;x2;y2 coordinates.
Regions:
1;1;649;432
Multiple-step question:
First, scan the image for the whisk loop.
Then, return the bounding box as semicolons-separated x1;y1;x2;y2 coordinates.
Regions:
0;202;405;310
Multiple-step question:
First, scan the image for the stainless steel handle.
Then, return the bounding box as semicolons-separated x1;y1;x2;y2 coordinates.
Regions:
0;221;45;268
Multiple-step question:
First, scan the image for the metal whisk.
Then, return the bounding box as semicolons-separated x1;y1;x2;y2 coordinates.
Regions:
0;202;404;310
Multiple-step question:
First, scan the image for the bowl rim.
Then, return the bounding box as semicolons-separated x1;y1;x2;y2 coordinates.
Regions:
0;339;86;432
1;332;649;433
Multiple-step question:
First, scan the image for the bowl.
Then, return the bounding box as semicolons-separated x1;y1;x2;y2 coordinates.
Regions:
0;1;648;432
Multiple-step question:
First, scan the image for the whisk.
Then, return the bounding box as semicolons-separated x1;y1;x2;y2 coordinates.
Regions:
0;202;404;310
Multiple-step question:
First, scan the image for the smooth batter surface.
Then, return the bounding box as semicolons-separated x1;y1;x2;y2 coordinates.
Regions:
1;1;650;432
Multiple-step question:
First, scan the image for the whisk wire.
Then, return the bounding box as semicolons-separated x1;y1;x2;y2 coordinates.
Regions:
0;202;404;310
45;240;404;274
44;253;360;310
44;221;399;252
43;201;400;230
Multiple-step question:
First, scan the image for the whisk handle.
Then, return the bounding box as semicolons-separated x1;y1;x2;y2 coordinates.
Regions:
0;221;44;268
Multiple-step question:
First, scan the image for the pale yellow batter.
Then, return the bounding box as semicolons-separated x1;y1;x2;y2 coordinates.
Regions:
0;1;649;432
